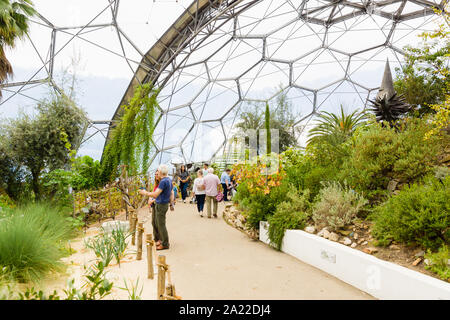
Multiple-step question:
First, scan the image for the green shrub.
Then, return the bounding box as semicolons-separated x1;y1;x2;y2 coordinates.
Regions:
268;188;311;250
424;245;450;282
0;193;15;210
312;181;368;231
281;148;342;201
0;203;76;282
340;118;444;202
371;176;450;250
235;181;289;229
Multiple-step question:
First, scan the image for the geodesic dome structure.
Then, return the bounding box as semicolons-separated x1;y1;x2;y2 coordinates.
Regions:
2;0;448;169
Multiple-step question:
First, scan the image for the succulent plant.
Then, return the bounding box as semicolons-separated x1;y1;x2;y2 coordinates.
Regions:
369;93;411;126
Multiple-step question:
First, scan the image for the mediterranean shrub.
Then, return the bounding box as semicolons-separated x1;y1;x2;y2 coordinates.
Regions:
268;188;312;250
312;181;368;231
371;176;450;250
340;118;445;202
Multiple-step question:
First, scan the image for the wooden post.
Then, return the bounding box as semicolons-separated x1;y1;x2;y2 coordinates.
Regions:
130;213;137;246
137;222;144;260
157;255;167;300
146;234;154;279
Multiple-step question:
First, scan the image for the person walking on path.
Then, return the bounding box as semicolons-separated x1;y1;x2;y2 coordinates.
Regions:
139;164;174;250
220;168;231;202
203;167;221;218
192;169;206;217
202;163;209;177
147;169;162;246
179;164;190;203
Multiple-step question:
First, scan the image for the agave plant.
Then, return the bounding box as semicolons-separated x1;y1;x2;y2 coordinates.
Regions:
369;93;410;125
307;105;366;145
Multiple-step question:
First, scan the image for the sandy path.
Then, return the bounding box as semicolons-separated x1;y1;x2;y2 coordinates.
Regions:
141;201;373;300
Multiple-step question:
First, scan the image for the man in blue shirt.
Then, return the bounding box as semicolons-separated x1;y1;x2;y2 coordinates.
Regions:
139;164;174;250
220;168;231;202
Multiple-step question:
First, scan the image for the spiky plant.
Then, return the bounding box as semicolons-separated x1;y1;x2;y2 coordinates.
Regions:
307;105;366;145
369;93;410;126
0;0;36;97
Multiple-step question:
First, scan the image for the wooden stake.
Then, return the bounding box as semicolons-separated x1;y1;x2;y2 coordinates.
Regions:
130;213;137;246
146;234;154;279
157;255;167;300
137;222;144;260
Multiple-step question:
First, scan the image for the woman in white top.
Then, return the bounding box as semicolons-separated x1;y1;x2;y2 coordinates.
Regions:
192;169;206;217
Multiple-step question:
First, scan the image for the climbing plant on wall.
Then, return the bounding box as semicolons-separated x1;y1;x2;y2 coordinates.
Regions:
100;84;159;183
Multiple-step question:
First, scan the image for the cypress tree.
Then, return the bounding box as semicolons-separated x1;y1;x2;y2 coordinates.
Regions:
265;102;271;155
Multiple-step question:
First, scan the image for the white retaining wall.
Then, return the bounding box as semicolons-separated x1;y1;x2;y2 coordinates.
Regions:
259;221;450;300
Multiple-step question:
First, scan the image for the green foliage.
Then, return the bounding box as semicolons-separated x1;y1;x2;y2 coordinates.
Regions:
71;155;102;190
85;227;130;267
307;105;366;145
0;192;15;209
265;102;271;154
234;181;289;229
371;176;450;250
100;84;158;183
16;260;113;300
236;87;299;153
424;245;450;282
394;19;449;116
268;188;311;250
119;277;143;300
312;181;367;231
0;0;36;90
340;118;444;202
1;94;87;198
0;203;76;282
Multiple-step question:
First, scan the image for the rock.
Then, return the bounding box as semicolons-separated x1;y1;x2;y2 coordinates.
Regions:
351;243;357;248
329;232;339;242
317;227;328;237
362;241;368;246
343;237;352;246
387;179;399;192
424;259;430;266
305;226;316;234
389;244;401;250
338;230;351;236
353;233;358;240
357;238;365;244
363;247;378;255
412;258;422;266
323;230;331;239
414;251;425;258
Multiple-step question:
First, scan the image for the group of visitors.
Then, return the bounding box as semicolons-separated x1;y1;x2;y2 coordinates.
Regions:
138;162;237;251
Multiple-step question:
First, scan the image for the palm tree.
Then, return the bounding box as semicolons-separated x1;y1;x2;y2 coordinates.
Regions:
0;0;36;97
307;105;366;145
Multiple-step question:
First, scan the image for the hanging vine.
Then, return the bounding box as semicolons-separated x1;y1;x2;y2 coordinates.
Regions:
100;83;159;183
